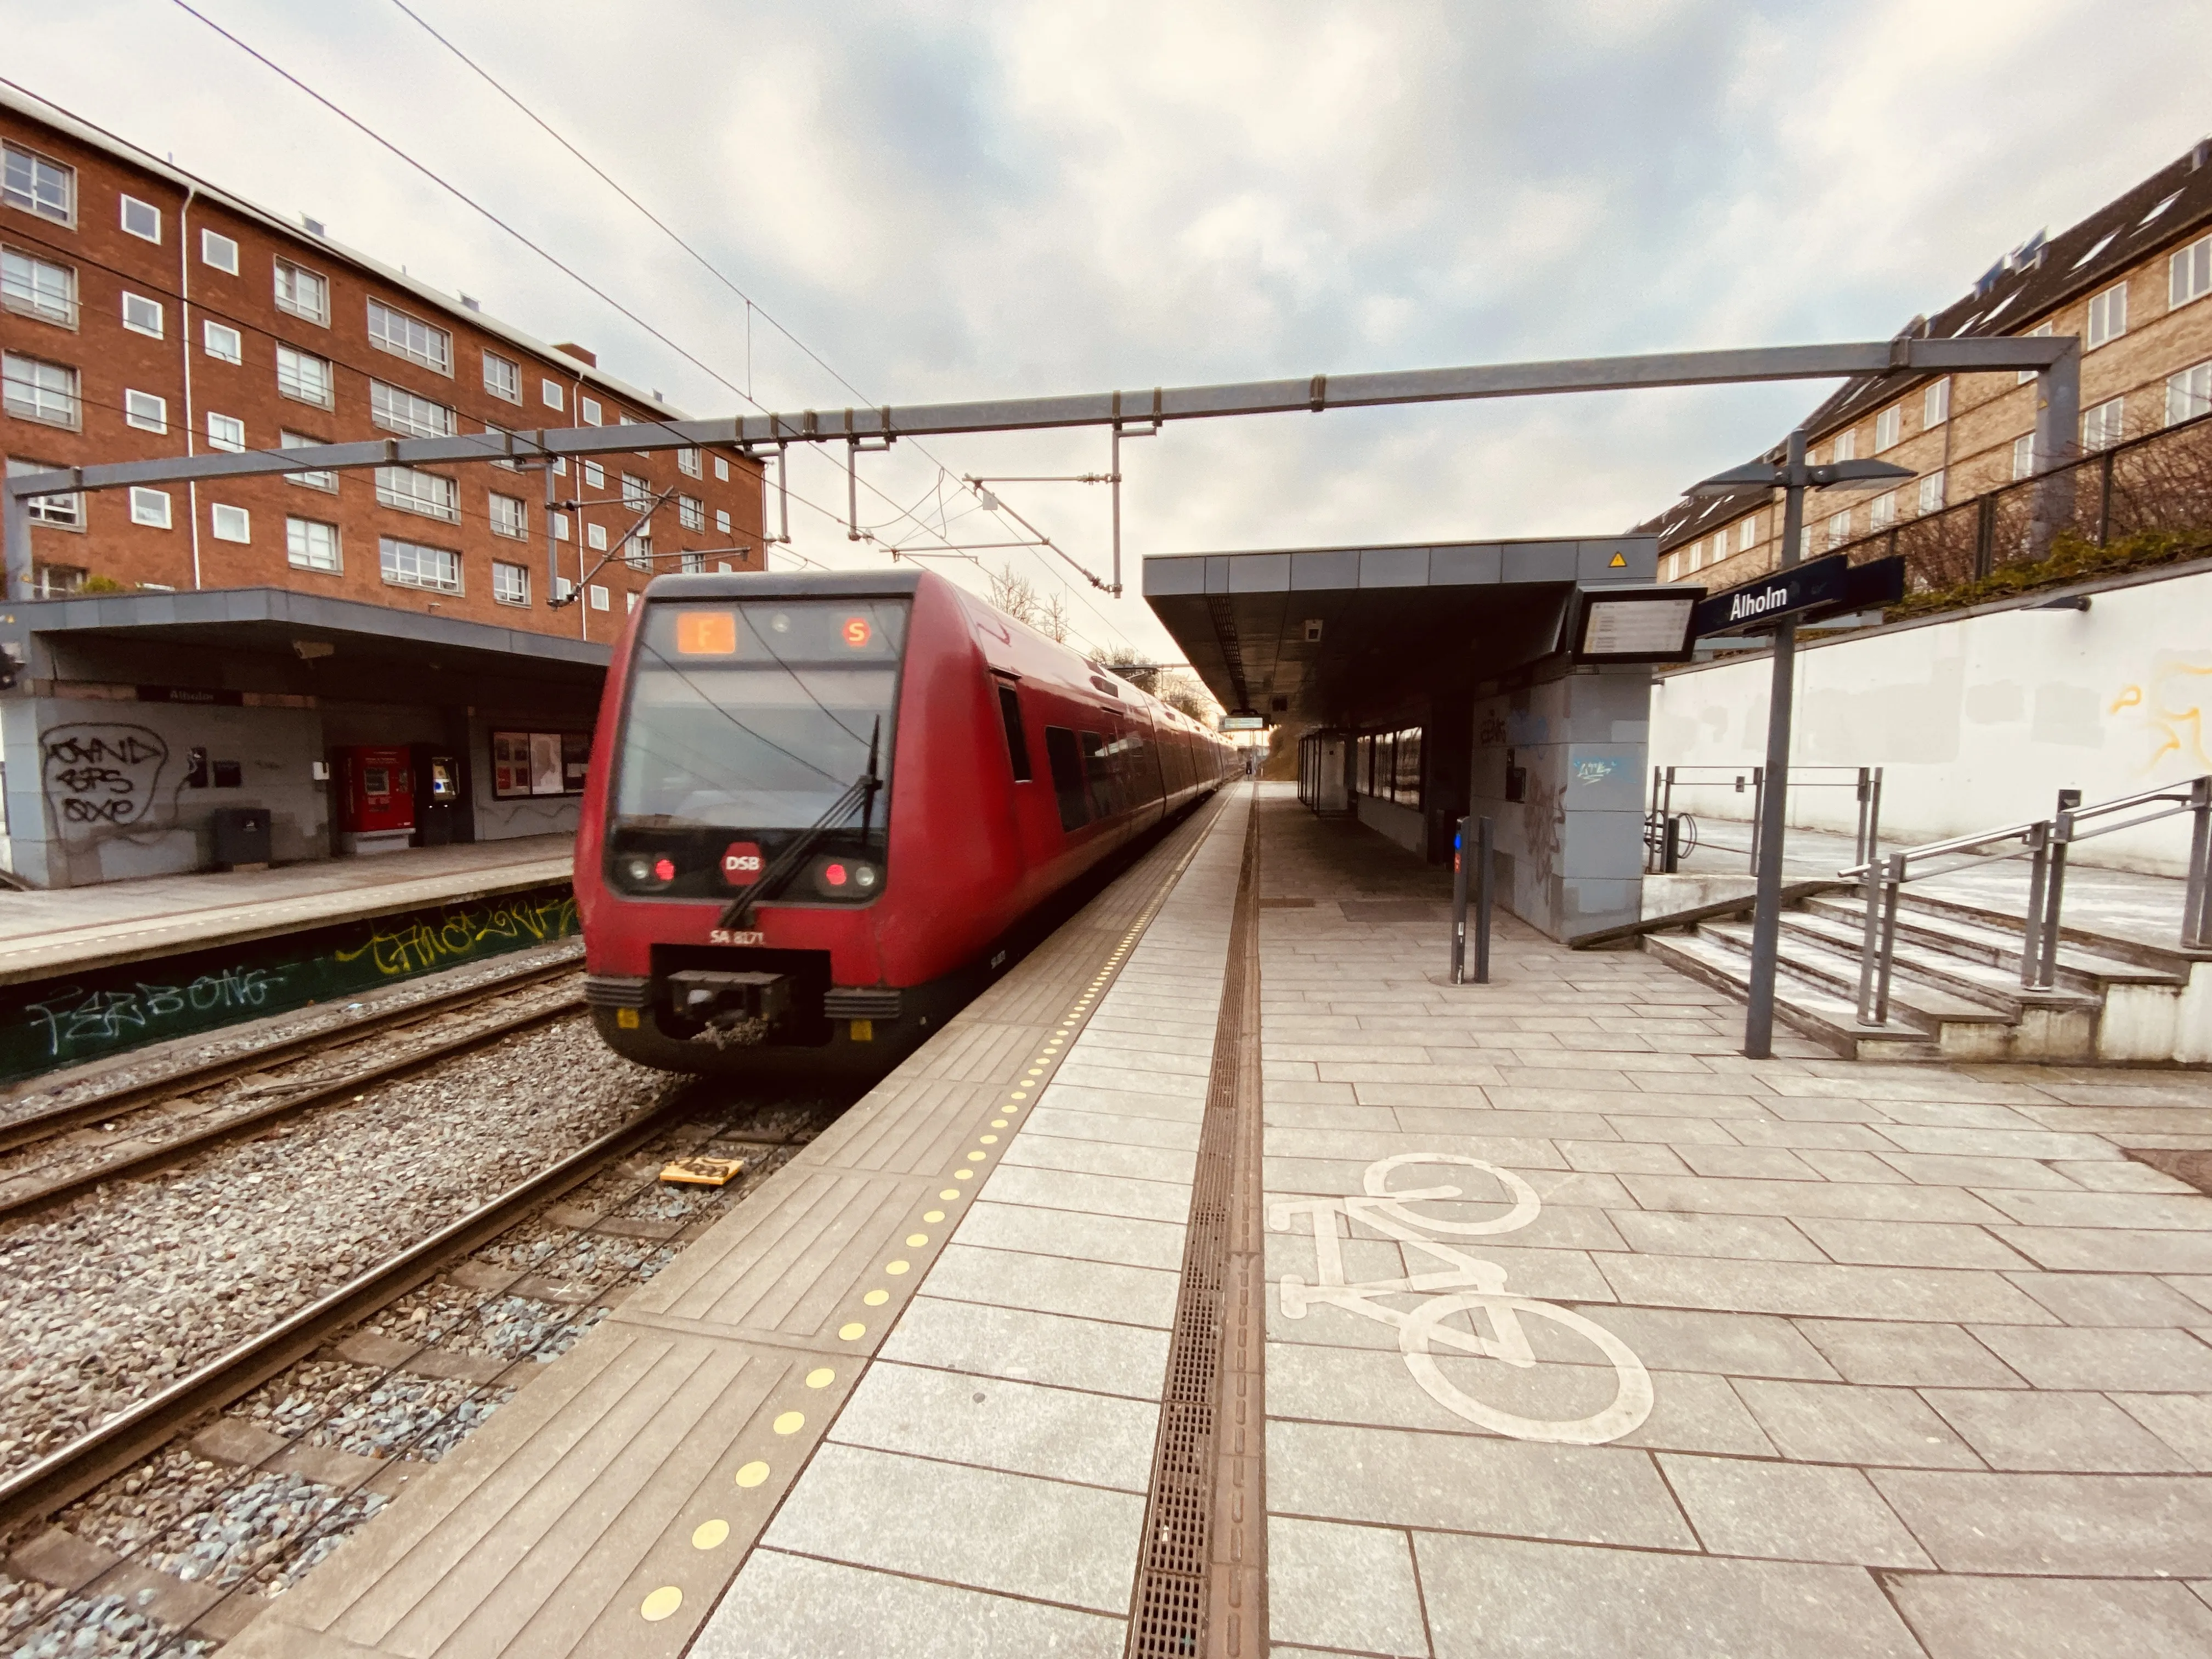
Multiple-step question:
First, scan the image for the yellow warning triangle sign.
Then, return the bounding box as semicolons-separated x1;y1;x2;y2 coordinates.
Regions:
1609;552;1626;567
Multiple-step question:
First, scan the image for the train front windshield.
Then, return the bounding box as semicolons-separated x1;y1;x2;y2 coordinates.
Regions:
607;598;908;898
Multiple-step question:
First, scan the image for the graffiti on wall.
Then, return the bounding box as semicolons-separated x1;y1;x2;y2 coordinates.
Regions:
40;724;173;831
1;883;579;1083
2110;654;2212;775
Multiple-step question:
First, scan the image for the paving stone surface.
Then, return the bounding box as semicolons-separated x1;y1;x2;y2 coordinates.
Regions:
1251;786;2212;1657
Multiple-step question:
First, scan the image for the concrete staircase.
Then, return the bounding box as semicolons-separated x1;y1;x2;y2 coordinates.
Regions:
1645;887;2210;1063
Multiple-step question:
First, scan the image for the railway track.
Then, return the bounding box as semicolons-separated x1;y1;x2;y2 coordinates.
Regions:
0;953;586;1223
0;1080;828;1650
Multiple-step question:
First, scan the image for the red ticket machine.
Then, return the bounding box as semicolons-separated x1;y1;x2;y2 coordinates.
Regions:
334;745;415;855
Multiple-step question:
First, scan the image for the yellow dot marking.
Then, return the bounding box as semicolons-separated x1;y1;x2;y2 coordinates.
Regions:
980;1134;998;1145
692;1518;729;1550
773;1411;805;1435
923;1209;945;1222
1026;1068;1045;1077
864;1288;890;1304
939;1189;960;1200
990;1119;1007;1128
886;1259;911;1274
735;1460;770;1487
806;1367;835;1388
641;1586;682;1621
838;1322;866;1340
1011;1090;1028;1099
953;1169;973;1181
906;1232;928;1246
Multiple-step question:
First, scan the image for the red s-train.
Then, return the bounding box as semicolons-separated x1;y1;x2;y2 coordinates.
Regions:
574;567;1238;1075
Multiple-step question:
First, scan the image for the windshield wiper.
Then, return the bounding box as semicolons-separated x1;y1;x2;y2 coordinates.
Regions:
718;718;882;932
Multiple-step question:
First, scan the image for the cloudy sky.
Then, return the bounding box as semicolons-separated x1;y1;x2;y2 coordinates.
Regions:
9;0;2209;658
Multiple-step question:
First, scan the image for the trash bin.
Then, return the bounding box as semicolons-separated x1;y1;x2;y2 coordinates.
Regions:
210;806;273;870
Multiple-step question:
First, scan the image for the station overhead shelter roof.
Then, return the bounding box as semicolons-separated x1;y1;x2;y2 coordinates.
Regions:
1;587;611;698
1143;535;1658;724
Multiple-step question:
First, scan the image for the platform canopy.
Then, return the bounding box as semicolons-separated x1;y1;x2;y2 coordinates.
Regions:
1142;535;1658;723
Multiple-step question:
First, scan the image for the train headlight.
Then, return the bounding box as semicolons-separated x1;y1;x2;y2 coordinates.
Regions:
853;863;879;891
622;855;675;888
812;859;879;898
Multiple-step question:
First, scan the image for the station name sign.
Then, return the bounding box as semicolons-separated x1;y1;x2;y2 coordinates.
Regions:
1692;553;1906;639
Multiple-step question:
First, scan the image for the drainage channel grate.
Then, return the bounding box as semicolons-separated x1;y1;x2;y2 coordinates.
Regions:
1127;804;1259;1659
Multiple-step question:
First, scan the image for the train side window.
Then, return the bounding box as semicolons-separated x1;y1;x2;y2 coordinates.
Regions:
997;684;1032;781
1080;731;1115;819
1043;726;1088;830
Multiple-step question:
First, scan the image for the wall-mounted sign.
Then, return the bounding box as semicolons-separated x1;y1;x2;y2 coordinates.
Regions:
1568;588;1700;663
493;730;590;799
1692;553;1906;639
137;684;244;706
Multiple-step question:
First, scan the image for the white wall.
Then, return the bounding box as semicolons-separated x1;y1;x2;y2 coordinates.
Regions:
1650;567;2212;876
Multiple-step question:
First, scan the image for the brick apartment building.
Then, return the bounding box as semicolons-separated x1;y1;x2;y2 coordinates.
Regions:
1643;136;2212;588
0;86;767;887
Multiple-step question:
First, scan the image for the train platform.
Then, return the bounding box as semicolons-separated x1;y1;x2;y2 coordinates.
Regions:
0;836;574;989
227;784;2212;1658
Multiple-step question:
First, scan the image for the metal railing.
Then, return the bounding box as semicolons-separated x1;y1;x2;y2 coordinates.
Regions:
1646;765;1883;874
1841;775;2212;1026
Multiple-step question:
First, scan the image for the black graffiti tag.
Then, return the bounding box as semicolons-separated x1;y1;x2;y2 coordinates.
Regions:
41;724;172;832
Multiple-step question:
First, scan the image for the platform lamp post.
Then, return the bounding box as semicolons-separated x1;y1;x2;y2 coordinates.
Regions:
1689;436;1914;1059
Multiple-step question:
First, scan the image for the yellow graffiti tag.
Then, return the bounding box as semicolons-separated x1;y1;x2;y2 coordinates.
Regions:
335;896;580;978
2112;658;2212;775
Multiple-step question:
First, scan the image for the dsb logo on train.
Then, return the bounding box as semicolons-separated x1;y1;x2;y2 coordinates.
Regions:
721;843;763;887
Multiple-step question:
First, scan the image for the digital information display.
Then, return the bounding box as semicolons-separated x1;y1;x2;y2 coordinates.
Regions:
1575;594;1698;661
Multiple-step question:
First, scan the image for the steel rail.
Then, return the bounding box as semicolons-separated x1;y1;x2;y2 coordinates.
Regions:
0;983;585;1222
0;955;582;1158
0;1088;708;1534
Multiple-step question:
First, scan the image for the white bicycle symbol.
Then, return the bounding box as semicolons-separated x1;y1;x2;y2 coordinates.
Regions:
1270;1153;1653;1446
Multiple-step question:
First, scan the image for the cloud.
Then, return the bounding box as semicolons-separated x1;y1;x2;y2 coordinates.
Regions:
7;0;2208;658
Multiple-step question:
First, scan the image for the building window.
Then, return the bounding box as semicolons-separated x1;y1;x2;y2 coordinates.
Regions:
482;421;523;471
582;459;605;490
367;299;452;373
1826;508;1852;550
274;259;329;325
541;377;563;409
1875;406;1900;450
202;319;242;363
1661;550;1678;582
714;455;730;482
589;583;610;611
380;535;462;593
678;494;704;530
124;388;167;432
2168;362;2212;427
287;516;341;572
199;228;239;274
586;522;608;551
492;560;528;605
210;503;250;543
2012;433;2036;479
550;514;570;541
4;353;80;427
1738;515;1757;551
483;351;520;403
30;563;86;597
2018;320;2055;386
579;396;602;425
206;411;245;452
8;457;81;528
628;533;653;571
121;292;163;338
2171;234;2212;311
2;247;75;325
375;465;460;522
129;486;172;528
678;446;702;478
1916;471;1946;515
2;144;73;223
276;345;334;407
622;472;651;511
1923;377;1950;428
681;549;704;574
715;508;732;536
119;194;161;242
1831;430;1857;462
1870;490;1897;530
552;577;575;602
488;492;528;539
370;379;456;439
2085;282;2126;349
626;590;637;613
2081;396;2125;450
283;430;337;492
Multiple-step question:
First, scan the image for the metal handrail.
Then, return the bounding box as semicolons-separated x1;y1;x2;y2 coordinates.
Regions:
1649;765;1882;874
1847;775;2211;1028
